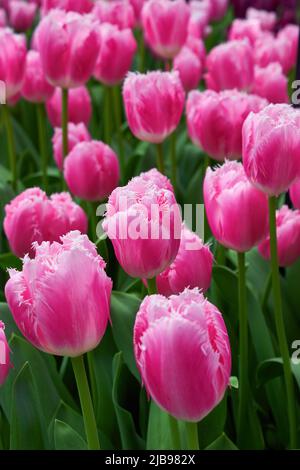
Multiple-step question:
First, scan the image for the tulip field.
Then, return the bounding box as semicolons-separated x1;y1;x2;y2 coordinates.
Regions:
0;0;300;454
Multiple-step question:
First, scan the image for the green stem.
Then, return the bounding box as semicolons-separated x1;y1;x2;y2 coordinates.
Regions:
237;251;248;446
216;243;226;265
169;415;181;450
185;422;199;450
156;143;165;174
3;105;17;191
89;201;98;242
87;351;97;406
71;355;100;450
112;86;125;184
104;86;112;145
36;103;48;192
138;28;145;72
170;130;177;191
268;196;297;449
59;356;69;378
147;277;157;295
61;88;69;189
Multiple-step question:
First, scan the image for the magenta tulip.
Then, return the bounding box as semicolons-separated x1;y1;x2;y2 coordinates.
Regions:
134;288;231;421
5;231;112;357
205;40;254;92
173;46;202;92
123;71;185;144
21;50;55;103
290;180;300;209
93;23;137;86
141;0;190;59
246;8;276;31
277;24;299;74
204;161;269;252
41;0;93;14
156;225;213;296
64;141;120;201
46;86;92;127
53;122;91;170
252;63;288;104
209;0;228;21
36;9;100;88
0;28;26;100
8;0;37;31
0;8;7;27
228;18;264;46
258;205;300;267
93;0;135;30
4;188;87;258
242;104;300;196
0;321;11;386
253;35;292;74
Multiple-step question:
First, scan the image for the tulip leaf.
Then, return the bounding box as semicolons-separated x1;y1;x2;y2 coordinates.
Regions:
54;419;87;450
0;253;22;272
146;401;173;450
205;433;238;450
256;358;300;392
197;395;227;449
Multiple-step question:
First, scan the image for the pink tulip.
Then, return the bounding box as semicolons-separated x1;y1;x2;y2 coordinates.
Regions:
129;0;146;24
252;63;288;104
93;0;135;30
52;122;91;170
41;0;94;15
205;40;254;92
141;0;190;59
137;168;174;193
290;179;300;209
277;24;299;74
0;8;7;27
0;321;11;386
253;35;292;74
133;288;231;421
204;161;269;252
102;176;182;278
123;71;185;143
4;188;87;258
242;104;300;196
228;19;264;46
156;225;213;296
64;141;120;201
246;8;276;31
209;0;228;21
186;89;267;161
8;0;36;32
258;205;300;267
173;46;202;92
0;28;26;100
21;50;55;103
46;86;92;127
5;231;112;357
36;9;100;88
93;23;137;86
185;36;206;66
187;0;211;39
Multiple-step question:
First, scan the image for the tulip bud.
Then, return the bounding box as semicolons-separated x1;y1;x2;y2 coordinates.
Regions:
258;205;300;267
46;86;92;127
5;231;112;357
8;0;37;32
0;321;11;386
277;24;299;74
93;0;135;30
134;288;231;421
204;161;269;252
123;71;185;144
209;0;228;21
242;104;300;196
4;188;87;258
228;18;264;46
52;122;91;170
252;63;288;104
141;0;190;59
0;28;27;100
173;46;202;92
21;50;55;103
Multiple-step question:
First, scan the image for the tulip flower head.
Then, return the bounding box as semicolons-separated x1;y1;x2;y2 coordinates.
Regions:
0;321;11;386
46;86;92;127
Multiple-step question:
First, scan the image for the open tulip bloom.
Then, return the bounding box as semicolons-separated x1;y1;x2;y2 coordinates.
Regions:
1;0;300;454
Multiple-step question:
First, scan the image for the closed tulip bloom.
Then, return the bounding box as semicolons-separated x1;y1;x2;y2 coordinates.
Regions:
0;29;26;100
252;63;288;104
123;71;185;143
8;0;37;31
93;0;135;30
134;288;231;421
242;104;300;196
228;19;264;46
41;0;94;15
64;141;120;201
253;35;292;74
205;40;254;92
0;321;11;386
52;122;91;170
185;36;206;67
209;0;228;21
204;161;269;252
246;8;276;31
0;8;7;27
277;24;299;73
290;179;300;209
4;188;87;257
258;205;300;267
129;0;146;24
46;86;92;127
93;23;137;86
102;177;181;278
188;0;211;39
136;168;174;193
156;225;213;296
5;231;112;357
141;0;190;59
173;46;202;92
186;89;267;161
36;9;100;88
21;50;55;103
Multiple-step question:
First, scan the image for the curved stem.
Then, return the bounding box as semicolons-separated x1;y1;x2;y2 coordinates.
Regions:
71;355;100;450
147;277;157;295
61;88;69;190
268;196;297;449
3;105;17;191
156;143;165;174
185;422;199;450
237;251;248;446
36;103;48;192
112;86;125;184
168;414;181;450
170;130;177;191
